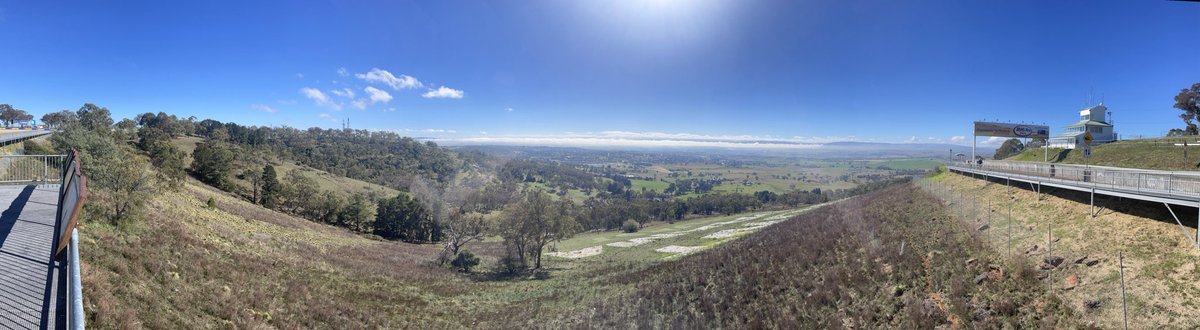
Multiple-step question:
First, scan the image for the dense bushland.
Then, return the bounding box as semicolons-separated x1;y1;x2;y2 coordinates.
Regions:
576;183;1078;328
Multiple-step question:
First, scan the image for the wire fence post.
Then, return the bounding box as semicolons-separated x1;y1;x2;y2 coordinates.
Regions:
1008;178;1013;255
1120;251;1128;330
1047;223;1052;293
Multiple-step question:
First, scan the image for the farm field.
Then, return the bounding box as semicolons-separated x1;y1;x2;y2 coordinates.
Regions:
619;158;931;195
549;205;823;261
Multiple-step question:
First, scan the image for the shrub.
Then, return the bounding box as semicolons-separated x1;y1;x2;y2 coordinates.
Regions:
622;219;640;233
206;197;216;209
190;140;235;189
496;255;525;276
451;250;481;273
22;140;54;155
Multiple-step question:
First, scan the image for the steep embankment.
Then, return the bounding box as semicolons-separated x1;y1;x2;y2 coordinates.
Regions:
571;183;1076;329
927;171;1200;328
80;179;467;328
1008;138;1200;171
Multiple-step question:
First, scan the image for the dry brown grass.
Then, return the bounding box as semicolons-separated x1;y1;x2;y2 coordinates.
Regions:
930;172;1200;328
572;184;1075;328
80;178;475;328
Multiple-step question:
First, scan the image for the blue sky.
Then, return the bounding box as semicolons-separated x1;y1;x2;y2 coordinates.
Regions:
0;0;1197;148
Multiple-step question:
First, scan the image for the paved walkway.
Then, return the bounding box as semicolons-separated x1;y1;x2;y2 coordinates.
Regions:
0;185;63;330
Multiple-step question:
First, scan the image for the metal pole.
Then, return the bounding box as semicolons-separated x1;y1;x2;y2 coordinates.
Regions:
1091;187;1095;218
1047;223;1053;292
1120;251;1128;330
1008;177;1012;255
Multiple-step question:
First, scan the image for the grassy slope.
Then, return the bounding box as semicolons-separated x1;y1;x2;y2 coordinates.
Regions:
81;179;464;328
575;183;1075;328
927;171;1200;328
82;175;1082;328
80;173;827;328
1008;138;1200;171
173;136;400;197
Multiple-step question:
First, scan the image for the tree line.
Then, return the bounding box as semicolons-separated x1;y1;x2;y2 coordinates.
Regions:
32;103;913;276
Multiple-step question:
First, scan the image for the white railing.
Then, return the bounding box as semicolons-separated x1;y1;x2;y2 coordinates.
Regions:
948;160;1200;201
0;155;66;184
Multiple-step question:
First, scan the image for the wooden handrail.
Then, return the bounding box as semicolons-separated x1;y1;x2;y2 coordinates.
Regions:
55;149;88;257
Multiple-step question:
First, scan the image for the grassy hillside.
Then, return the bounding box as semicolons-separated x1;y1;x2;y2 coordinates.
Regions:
81;179;457;328
173;136;400;197
1008;138;1200;171
577;183;1074;328
81;177;1078;328
926;171;1200;327
79;175;821;328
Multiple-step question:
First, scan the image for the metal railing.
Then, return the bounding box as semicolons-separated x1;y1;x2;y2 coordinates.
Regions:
0;130;51;144
54;150;87;330
948;160;1200;201
0;155;66;184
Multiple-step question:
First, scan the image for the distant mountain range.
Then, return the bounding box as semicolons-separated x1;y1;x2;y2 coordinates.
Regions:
448;139;995;160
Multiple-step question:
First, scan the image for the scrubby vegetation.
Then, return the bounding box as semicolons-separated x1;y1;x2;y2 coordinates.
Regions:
575;183;1077;328
37;102;1071;328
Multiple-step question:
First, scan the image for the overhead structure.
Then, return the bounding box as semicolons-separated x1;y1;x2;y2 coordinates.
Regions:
972;121;1050;161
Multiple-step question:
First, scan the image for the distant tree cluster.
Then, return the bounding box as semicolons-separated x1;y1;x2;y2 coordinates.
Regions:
0;104;35;127
48;104;159;225
194;121;463;188
1177;82;1200;135
993;138;1024;160
374;194;440;242
501;159;605;193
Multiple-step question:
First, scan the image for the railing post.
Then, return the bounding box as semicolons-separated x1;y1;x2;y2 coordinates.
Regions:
69;228;85;329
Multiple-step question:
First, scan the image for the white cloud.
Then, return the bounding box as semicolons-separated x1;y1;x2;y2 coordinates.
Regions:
251;104;277;113
908;136;918;142
422;86;464;99
278;99;298;105
318;113;339;123
505;107;514;112
479;131;489;135
300;87;342;111
385;107;397;112
295;73;304;79
364;86;393;104
979;137;1010;146
355;68;422;90
330;88;355;98
337;67;349;77
351;99;368;110
950;136;966;143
